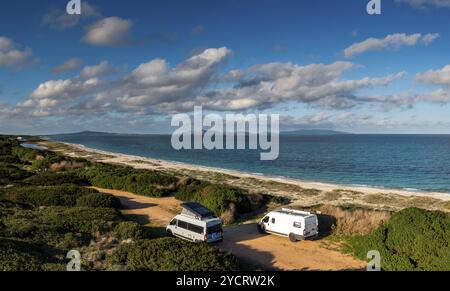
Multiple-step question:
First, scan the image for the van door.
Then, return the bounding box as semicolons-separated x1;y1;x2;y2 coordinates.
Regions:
304;216;318;237
177;220;190;239
266;216;277;233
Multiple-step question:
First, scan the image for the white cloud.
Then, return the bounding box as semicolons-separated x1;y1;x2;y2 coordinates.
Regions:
0;36;34;68
82;17;133;46
396;0;450;8
42;2;101;30
415;65;450;86
9;47;450;133
80;61;118;78
51;58;84;74
344;33;439;57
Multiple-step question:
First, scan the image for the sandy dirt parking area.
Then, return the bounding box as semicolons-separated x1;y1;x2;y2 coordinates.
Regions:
95;187;365;271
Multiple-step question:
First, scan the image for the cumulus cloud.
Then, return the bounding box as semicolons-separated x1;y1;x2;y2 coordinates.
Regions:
80;61;118;78
9;47;450;133
415;65;450;86
396;0;450;8
0;36;35;68
42;2;101;30
51;58;84;74
82;17;133;46
19;77;102;117
15;47;409;120
192;63;405;111
344;33;439;57
15;48;231;118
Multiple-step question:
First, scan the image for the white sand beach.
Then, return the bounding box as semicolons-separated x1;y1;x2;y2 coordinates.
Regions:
37;140;450;212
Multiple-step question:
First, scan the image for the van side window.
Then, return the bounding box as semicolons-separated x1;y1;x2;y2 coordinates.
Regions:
188;224;204;234
262;216;269;223
170;219;177;226
271;218;276;224
293;222;302;228
178;220;188;229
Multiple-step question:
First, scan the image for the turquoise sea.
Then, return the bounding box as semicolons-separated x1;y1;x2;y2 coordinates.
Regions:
47;133;450;193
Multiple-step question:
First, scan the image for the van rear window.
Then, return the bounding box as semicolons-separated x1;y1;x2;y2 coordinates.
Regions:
207;224;222;234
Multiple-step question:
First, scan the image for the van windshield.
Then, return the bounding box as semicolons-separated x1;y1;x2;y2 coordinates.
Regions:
207;223;222;234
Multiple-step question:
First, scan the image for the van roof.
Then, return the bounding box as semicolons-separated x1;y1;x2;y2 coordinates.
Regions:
180;202;216;220
272;208;315;218
175;214;221;225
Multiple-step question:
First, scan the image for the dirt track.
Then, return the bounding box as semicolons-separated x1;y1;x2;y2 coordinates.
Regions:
95;187;366;271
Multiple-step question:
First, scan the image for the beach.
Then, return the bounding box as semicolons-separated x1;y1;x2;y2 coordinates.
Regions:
36;139;450;213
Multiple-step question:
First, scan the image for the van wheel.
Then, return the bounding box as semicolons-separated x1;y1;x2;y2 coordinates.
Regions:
289;233;298;242
166;230;173;237
257;224;266;234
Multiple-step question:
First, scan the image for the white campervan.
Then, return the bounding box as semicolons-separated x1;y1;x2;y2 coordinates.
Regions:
166;202;223;243
258;209;319;242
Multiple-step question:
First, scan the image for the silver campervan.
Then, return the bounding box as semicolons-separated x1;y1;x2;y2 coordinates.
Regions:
166;202;223;243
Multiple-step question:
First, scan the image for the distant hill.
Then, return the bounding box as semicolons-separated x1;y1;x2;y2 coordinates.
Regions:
45;129;351;137
281;129;351;136
45;131;121;137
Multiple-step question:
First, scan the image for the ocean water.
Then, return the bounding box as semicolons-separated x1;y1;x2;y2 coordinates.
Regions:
47;133;450;193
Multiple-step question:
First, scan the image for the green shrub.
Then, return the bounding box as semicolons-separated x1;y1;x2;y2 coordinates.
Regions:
12;146;38;162
346;208;450;271
107;237;239;271
176;181;251;216
76;163;177;197
0;164;31;184
40;206;122;234
76;193;121;208
25;171;88;186
113;221;144;240
0;185;98;207
0;238;44;271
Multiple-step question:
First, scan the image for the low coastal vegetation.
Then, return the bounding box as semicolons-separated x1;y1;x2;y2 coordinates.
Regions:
0;136;240;271
345;208;450;271
76;163;178;197
107;238;239;271
0;136;449;271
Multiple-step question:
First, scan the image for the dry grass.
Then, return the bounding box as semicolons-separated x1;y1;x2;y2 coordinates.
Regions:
318;205;391;236
221;203;237;225
363;193;447;211
322;190;342;201
50;161;85;172
444;201;450;211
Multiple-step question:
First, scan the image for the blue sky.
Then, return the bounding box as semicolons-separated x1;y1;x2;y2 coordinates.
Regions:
1;0;450;134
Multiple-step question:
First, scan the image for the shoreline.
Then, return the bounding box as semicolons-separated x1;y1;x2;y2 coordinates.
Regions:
37;139;450;204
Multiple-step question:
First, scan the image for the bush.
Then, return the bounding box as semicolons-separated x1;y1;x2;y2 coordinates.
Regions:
40;206;122;234
0;164;32;185
76;193;121;208
176;181;251;216
12;146;38;162
0;185;98;207
25;171;88;186
76;163;177;197
107;237;239;271
114;222;144;240
346;208;450;271
0;238;44;271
